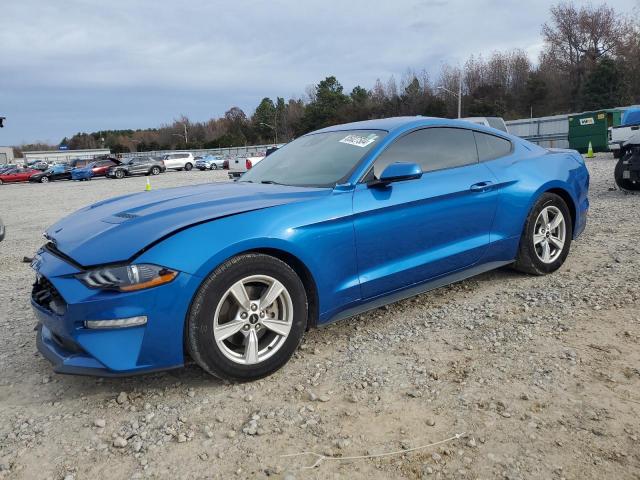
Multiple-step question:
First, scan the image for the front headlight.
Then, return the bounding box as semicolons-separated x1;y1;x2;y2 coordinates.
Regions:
76;264;178;292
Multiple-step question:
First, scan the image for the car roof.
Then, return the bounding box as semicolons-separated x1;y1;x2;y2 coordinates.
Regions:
310;116;505;135
309;116;523;145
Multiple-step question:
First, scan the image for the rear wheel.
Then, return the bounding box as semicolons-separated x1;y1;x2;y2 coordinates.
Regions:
187;254;307;381
40;176;49;183
115;170;125;179
184;163;193;171
150;166;160;175
513;193;572;275
211;164;218;170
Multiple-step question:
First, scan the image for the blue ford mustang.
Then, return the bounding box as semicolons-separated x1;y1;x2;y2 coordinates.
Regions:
31;117;589;380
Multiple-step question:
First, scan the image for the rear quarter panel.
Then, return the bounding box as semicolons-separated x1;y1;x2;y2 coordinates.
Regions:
484;144;588;261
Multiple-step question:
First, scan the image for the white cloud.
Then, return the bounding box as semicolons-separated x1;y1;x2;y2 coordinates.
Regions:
0;0;637;143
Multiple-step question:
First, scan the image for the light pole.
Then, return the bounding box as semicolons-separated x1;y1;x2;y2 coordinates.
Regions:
437;80;462;119
260;122;278;144
171;133;187;145
173;122;189;145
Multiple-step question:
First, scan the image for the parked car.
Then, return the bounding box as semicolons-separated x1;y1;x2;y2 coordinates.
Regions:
195;155;225;170
608;108;640;158
228;155;265;178
162;152;195;171
0;164;17;174
69;158;91;169
71;159;119;181
32;117;589;380
462;117;509;133
0;167;39;184
107;156;166;179
29;164;73;183
614;130;640;191
27;161;50;171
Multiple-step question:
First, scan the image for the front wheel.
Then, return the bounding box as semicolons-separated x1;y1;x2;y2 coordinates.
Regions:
40;176;49;183
187;254;308;381
513;193;572;275
184;163;193;171
150;166;160;175
211;164;218;170
115;170;125;179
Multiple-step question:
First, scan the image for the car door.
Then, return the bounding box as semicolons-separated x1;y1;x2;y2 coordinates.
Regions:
16;169;33;182
352;127;499;300
127;158;143;175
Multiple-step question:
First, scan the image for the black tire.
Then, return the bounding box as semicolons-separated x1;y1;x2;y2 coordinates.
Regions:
614;158;639;191
150;166;160;176
115;170;125;179
184;163;193;171
513;193;573;275
40;176;49;183
187;253;308;381
211;164;218;170
0;179;3;185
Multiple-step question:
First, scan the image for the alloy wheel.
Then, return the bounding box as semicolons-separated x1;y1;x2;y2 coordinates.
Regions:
533;206;566;264
41;176;49;183
213;275;293;365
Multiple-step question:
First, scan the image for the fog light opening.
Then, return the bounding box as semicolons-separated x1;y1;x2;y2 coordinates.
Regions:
84;316;147;329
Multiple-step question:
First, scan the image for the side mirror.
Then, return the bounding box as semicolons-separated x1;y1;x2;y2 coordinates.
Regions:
369;162;422;187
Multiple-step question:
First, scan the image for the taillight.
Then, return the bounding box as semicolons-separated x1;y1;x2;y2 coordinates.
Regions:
246;159;252;170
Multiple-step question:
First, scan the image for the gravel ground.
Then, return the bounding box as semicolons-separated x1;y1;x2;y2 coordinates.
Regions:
0;157;639;480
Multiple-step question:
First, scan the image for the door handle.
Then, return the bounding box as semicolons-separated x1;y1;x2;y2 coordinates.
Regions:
470;181;493;192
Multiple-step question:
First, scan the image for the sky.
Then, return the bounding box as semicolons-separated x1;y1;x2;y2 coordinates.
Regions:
0;0;637;146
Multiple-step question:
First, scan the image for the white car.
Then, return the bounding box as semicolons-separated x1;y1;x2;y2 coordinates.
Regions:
162;152;195;171
228;155;265;178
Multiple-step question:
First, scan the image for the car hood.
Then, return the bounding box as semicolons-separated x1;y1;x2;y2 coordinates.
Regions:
45;181;330;266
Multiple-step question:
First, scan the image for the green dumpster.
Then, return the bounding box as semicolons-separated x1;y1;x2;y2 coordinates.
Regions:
568;109;623;153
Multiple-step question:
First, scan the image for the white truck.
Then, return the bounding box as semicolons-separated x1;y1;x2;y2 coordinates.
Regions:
462;117;509;133
608;108;640;158
228;155;265;179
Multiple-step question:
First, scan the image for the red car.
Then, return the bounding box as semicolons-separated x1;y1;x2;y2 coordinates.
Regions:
0;168;39;184
90;159;119;177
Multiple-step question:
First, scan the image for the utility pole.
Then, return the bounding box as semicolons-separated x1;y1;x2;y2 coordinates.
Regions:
260;122;278;144
437;83;463;119
457;77;462;119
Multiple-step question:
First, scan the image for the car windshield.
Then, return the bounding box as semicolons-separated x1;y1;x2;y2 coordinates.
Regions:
240;129;387;187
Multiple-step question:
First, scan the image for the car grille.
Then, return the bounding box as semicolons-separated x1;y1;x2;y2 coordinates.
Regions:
32;275;67;315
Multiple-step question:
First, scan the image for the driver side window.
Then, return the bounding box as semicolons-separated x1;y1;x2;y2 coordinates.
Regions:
372;127;479;178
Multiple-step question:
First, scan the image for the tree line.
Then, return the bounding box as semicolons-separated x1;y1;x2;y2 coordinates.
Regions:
15;1;640;156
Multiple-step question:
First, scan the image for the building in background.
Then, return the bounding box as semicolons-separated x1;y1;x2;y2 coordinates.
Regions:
0;146;15;164
22;148;111;164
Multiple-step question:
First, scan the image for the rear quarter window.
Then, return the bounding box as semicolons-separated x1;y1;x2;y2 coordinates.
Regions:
474;132;513;162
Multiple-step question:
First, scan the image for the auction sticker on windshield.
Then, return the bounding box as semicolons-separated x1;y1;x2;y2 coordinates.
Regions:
339;133;378;148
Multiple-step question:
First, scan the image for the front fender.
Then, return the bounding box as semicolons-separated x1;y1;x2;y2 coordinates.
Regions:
136;192;361;324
